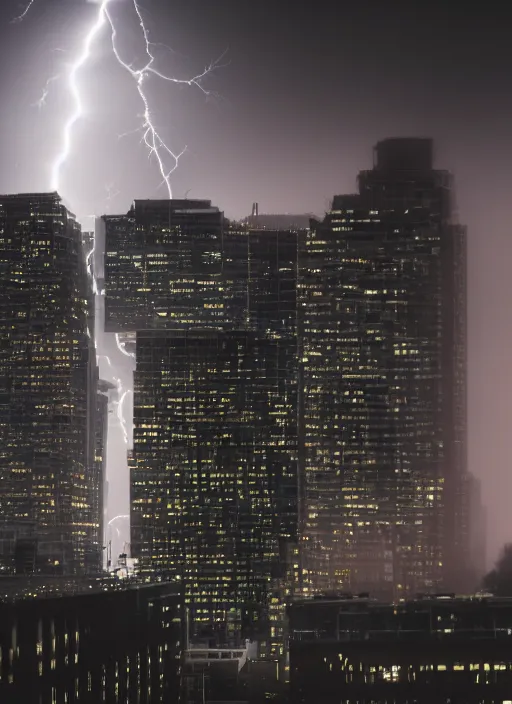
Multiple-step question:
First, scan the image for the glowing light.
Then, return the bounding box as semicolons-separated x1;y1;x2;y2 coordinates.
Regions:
108;514;129;525
86;243;94;275
11;0;37;23
117;388;131;445
115;332;135;359
113;376;122;395
83;230;99;295
104;0;220;196
99;354;112;367
50;0;108;192
21;0;220;196
113;376;131;445
33;74;60;110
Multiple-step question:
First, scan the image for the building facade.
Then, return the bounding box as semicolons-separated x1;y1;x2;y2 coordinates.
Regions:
102;200;301;646
0;580;182;703
0;193;99;576
300;139;467;598
289;595;512;703
131;326;298;646
103;200;225;332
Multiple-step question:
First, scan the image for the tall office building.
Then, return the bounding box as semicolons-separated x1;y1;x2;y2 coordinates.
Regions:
301;139;467;597
104;200;300;645
103;200;224;332
0;192;99;575
131;328;297;644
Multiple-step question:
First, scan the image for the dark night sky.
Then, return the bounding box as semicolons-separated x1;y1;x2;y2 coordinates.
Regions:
1;0;511;565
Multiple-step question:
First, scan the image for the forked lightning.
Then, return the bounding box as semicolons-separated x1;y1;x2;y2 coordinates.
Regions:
16;0;218;196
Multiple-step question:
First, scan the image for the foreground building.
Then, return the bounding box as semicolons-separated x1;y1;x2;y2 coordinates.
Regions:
289;594;512;703
300;139;467;597
0;579;182;703
0;192;99;575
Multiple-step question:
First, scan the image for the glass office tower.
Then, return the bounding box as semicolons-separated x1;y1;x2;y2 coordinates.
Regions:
0;192;99;574
301;139;467;598
104;200;300;645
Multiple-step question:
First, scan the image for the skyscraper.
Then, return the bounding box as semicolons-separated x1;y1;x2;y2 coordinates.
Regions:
104;199;300;646
103;200;224;332
131;328;297;643
0;192;99;575
301;139;467;597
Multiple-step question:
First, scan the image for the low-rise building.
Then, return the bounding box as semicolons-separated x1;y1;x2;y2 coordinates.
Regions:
289;594;512;703
0;578;183;703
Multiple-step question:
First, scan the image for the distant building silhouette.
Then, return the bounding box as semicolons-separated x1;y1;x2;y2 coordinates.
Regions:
465;473;487;583
244;204;314;232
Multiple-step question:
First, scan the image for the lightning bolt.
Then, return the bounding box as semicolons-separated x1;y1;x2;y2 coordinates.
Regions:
86;245;94;277
107;515;130;560
82;226;99;297
112;377;130;445
11;0;37;23
32;74;60;110
105;182;121;207
18;0;219;196
113;376;123;397
98;354;112;367
115;333;136;359
50;1;109;192
104;0;220;195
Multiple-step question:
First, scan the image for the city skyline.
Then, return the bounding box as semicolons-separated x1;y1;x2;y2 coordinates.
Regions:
0;0;510;572
0;144;480;592
0;89;496;696
66;138;469;654
1;2;512;702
